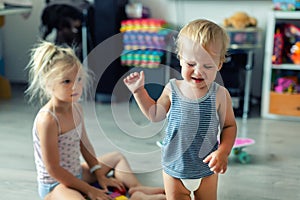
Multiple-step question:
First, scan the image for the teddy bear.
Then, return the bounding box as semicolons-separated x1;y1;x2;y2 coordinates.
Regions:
223;12;257;29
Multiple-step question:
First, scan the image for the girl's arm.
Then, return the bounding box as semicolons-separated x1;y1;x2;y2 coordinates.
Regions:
76;104;99;170
77;104;125;191
123;71;171;122
80;123;125;192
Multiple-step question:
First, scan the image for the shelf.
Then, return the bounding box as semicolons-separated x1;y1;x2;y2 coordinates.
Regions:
273;11;300;19
229;44;261;50
0;6;31;16
272;64;300;70
261;11;300;120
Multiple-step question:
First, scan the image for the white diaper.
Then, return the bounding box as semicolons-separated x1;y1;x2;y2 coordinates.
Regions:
181;178;202;199
181;178;202;192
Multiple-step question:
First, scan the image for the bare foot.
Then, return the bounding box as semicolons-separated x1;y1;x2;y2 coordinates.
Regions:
129;191;166;200
128;186;165;196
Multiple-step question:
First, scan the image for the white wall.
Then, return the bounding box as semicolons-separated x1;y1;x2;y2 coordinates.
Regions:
3;0;45;83
3;0;273;97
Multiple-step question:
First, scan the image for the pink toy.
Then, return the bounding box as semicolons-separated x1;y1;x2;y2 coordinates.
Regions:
234;138;255;148
274;77;296;93
232;137;255;164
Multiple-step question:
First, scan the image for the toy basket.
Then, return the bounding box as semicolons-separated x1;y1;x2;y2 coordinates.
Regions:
226;27;262;49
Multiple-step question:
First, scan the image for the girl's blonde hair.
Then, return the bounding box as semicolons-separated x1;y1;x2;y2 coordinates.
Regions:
176;19;230;63
25;41;91;105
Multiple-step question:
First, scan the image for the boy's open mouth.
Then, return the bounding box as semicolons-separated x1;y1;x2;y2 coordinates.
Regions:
192;77;204;83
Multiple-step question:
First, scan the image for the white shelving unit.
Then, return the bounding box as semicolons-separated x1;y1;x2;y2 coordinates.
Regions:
261;11;300;120
0;7;31;16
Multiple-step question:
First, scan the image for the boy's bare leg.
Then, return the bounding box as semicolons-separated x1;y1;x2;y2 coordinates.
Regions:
162;171;190;200
194;174;218;200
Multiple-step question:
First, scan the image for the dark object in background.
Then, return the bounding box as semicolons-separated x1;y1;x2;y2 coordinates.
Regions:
40;0;94;60
220;51;248;116
93;0;129;102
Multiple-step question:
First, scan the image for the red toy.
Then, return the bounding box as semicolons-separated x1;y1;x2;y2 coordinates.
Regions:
272;29;284;64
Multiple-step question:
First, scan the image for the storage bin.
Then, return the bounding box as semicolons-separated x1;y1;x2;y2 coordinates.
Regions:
269;91;300;116
226;28;261;49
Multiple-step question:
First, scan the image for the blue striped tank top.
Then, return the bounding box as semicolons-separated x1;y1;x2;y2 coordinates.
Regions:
162;79;219;179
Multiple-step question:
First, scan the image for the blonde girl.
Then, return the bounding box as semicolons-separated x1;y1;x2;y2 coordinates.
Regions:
123;19;237;200
26;41;166;200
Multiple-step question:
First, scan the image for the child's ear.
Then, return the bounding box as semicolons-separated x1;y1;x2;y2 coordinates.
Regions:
179;56;184;67
177;54;181;61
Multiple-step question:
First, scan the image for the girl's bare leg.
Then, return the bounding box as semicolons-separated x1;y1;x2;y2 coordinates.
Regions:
129;191;166;200
45;184;85;200
82;151;165;197
128;186;165;195
81;151;140;187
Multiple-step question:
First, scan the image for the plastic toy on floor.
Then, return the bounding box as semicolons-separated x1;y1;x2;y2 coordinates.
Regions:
232;138;255;164
108;187;128;200
85;183;128;200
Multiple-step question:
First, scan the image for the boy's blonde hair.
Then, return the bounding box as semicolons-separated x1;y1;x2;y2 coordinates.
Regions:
176;19;230;63
25;41;91;105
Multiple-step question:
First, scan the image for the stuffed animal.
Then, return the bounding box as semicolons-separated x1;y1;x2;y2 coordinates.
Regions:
223;12;257;29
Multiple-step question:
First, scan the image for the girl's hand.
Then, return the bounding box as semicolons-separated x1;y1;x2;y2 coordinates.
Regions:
97;176;126;193
123;71;145;94
86;186;112;200
203;150;228;174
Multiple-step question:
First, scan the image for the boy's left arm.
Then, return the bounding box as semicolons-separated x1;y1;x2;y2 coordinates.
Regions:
203;87;237;174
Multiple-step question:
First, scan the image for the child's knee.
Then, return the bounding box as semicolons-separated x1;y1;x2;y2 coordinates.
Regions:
111;151;126;161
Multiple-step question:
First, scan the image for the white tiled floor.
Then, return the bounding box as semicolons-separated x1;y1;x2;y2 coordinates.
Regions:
1;84;300;199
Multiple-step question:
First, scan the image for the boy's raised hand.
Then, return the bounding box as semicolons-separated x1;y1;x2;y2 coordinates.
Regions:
123;71;145;94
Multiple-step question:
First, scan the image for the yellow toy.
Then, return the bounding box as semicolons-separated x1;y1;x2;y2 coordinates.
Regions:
115;195;128;200
223;12;257;29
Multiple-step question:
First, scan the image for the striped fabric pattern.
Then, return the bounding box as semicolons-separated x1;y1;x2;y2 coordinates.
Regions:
162;79;219;179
